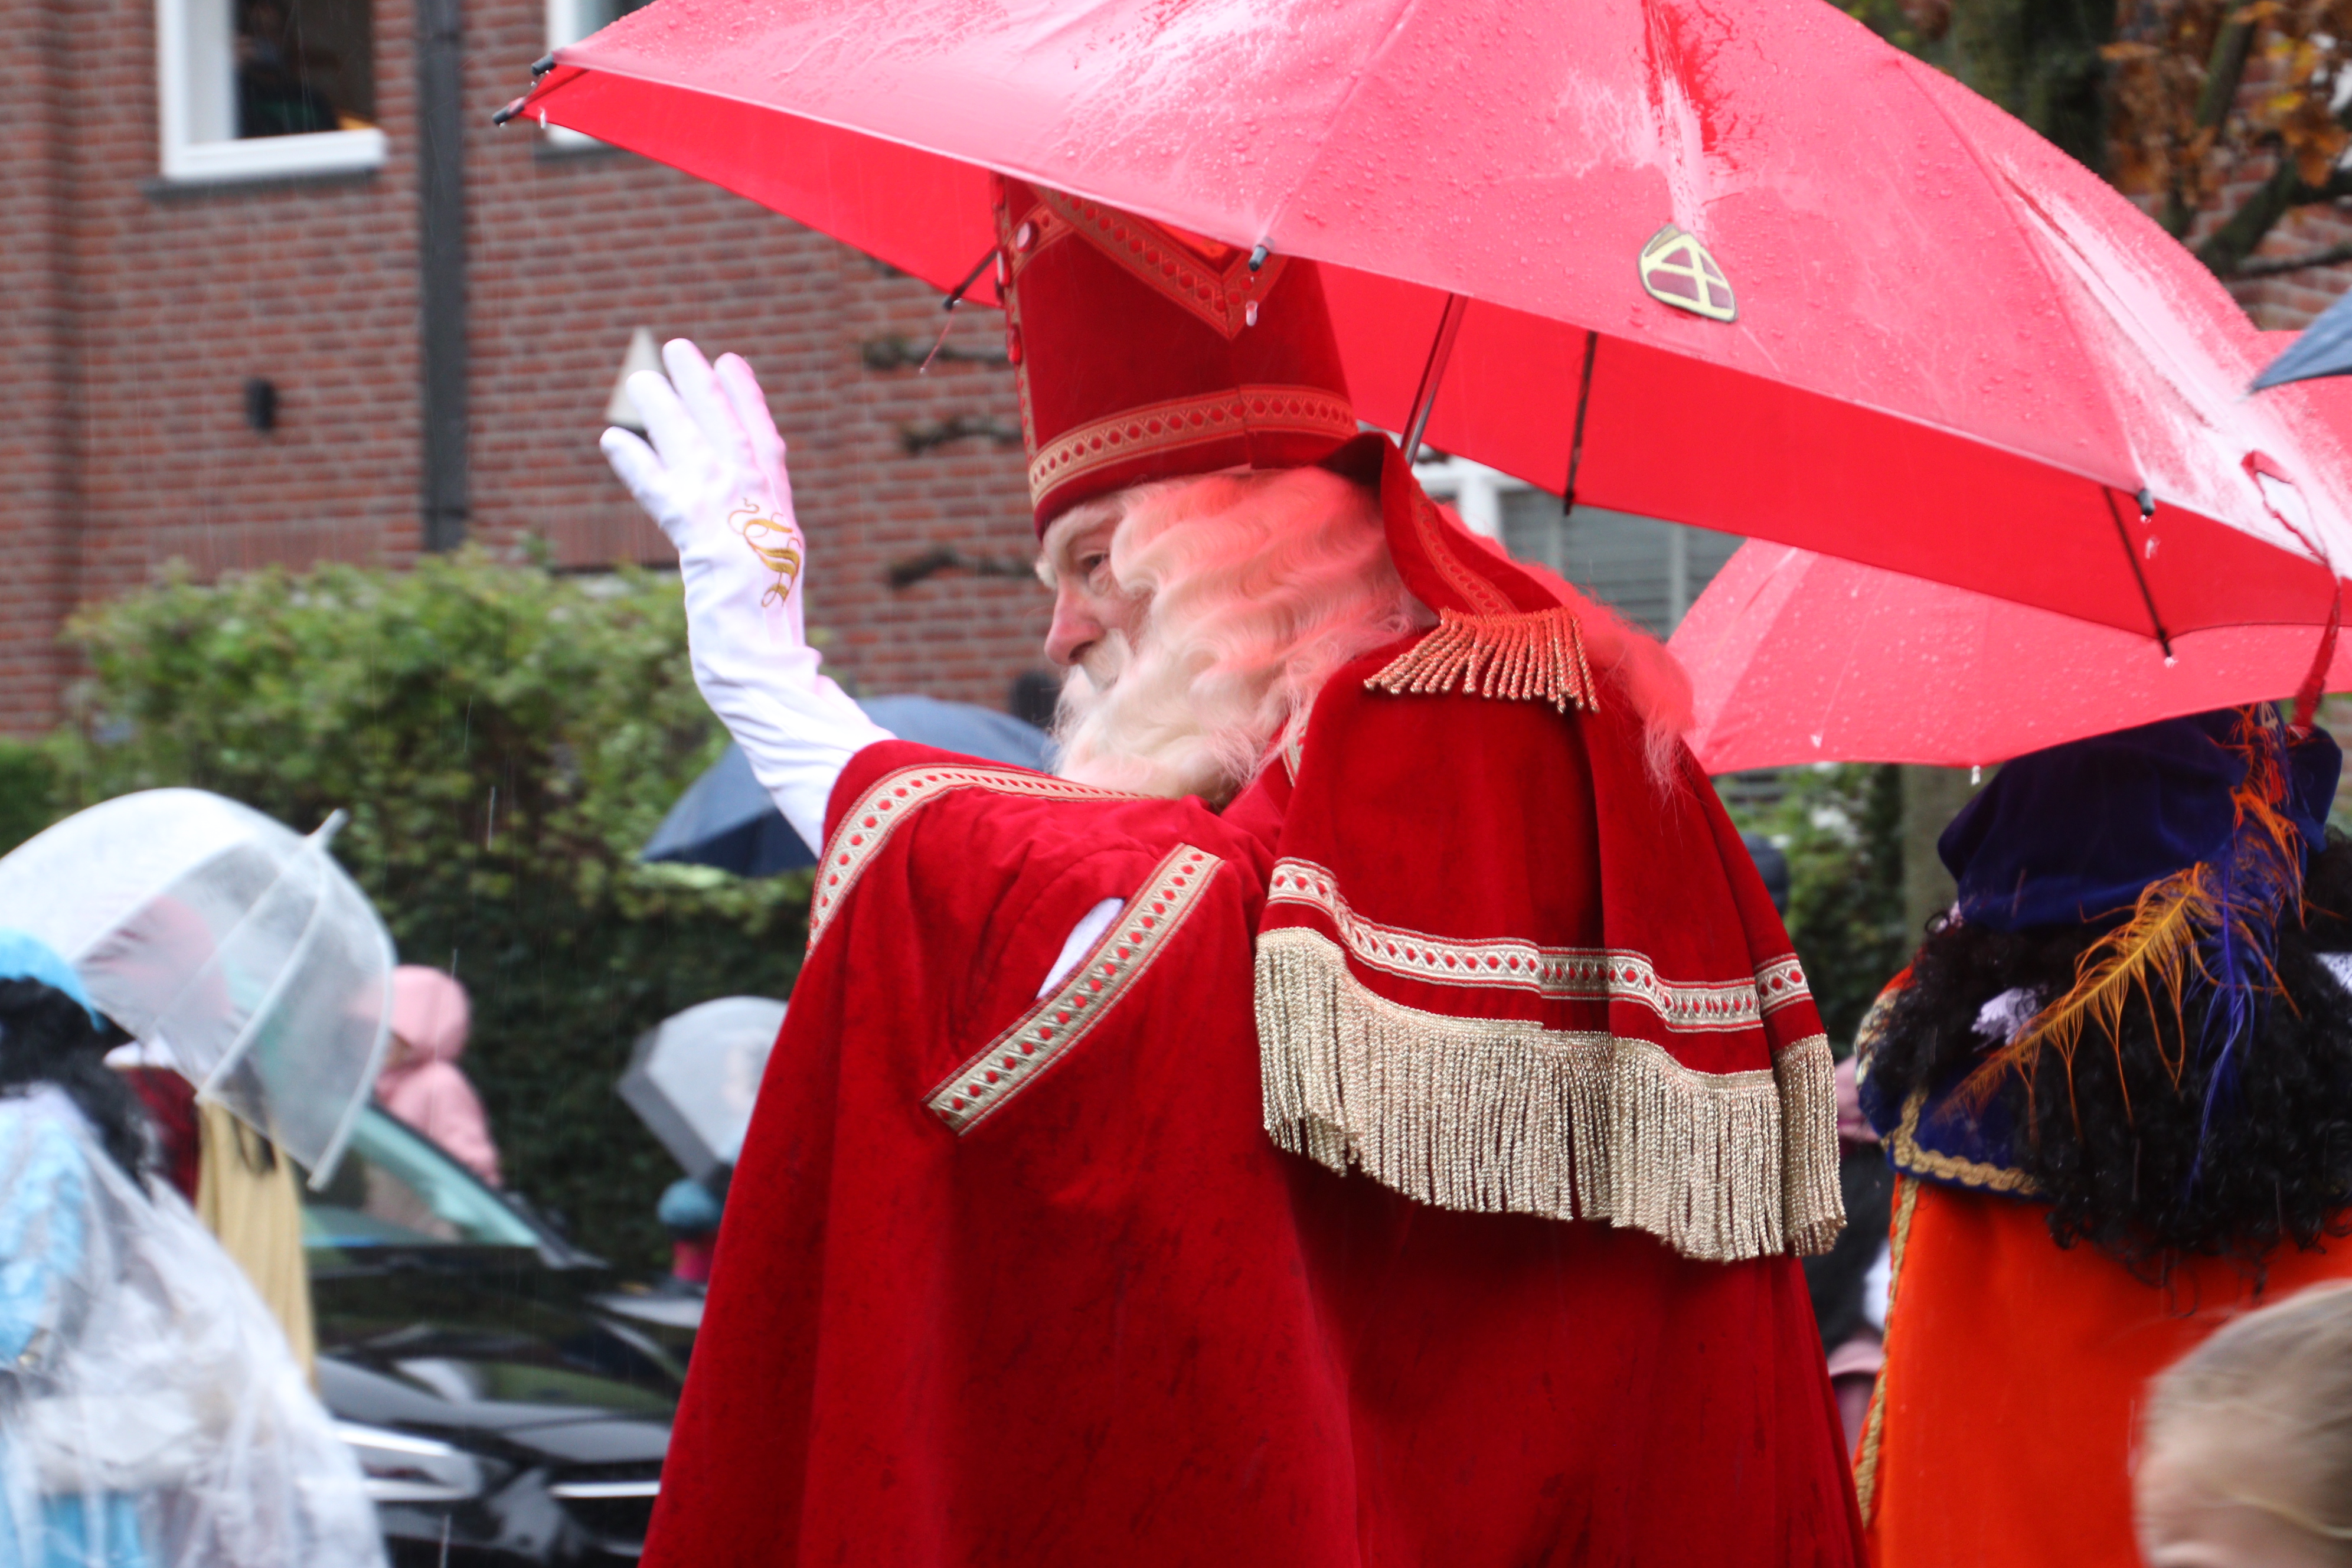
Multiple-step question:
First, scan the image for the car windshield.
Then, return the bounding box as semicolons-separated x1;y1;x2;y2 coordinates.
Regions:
302;1105;541;1251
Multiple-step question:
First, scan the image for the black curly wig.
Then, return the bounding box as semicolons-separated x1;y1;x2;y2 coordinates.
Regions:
0;978;150;1183
1868;832;2352;1283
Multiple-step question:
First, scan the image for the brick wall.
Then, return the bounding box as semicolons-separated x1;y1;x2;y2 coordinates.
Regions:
0;0;82;733
0;0;1048;737
2197;50;2352;331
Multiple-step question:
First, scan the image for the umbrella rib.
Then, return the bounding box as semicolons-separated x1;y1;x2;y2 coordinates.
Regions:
1402;292;1469;458
193;839;339;1122
1563;330;1600;515
2102;485;2174;659
1253;0;1427;251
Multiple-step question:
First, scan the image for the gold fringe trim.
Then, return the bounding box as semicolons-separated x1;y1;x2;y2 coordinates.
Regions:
1256;928;1844;1262
1364;606;1598;713
1851;1174;1919;1524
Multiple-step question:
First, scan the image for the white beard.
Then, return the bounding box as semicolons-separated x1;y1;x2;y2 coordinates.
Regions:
1046;466;1426;805
1053;626;1274;804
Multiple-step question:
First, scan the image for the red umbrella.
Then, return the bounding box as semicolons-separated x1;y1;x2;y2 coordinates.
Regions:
1672;544;2352;773
507;0;2350;640
1670;343;2352;772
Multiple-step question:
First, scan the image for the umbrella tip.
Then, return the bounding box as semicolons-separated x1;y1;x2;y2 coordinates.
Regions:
531;51;556;76
492;97;524;126
1249;243;1269;273
2135;487;2154;520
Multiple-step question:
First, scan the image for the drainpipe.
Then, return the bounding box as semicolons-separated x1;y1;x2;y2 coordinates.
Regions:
416;0;468;550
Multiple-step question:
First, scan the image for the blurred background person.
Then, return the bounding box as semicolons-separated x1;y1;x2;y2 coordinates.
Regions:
375;965;499;1187
2137;1280;2352;1567
656;1167;727;1289
0;930;382;1567
106;1039;315;1380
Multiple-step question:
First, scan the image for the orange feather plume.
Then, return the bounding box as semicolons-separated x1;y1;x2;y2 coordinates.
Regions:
1961;865;2211;1114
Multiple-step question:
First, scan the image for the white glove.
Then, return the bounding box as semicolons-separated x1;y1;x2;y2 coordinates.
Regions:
602;340;890;852
602;340;807;649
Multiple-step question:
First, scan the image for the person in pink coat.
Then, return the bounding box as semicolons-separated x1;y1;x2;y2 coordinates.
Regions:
376;966;501;1186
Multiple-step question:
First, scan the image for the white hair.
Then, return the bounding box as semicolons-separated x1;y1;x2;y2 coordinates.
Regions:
1046;468;1693;802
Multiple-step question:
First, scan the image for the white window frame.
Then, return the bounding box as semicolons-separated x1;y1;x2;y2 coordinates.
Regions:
540;0;611;150
155;0;386;184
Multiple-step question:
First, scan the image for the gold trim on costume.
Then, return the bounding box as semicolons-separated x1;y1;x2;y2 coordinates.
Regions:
927;844;1222;1135
1026;386;1358;505
1365;606;1598;714
1887;1087;2039;1194
1038;188;1286;338
1406;487;1517;616
1255;926;1845;1261
1853;1174;1920;1523
811;763;1145;951
1265;859;1814;1032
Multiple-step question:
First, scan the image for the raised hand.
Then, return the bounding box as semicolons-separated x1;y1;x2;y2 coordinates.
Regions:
602;339;806;648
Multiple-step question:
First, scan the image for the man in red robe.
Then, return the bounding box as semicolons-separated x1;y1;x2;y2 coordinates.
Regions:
602;179;1864;1564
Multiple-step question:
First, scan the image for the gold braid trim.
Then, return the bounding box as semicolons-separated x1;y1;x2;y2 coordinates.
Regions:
1363;606;1598;713
1255;927;1844;1262
1852;1173;1920;1524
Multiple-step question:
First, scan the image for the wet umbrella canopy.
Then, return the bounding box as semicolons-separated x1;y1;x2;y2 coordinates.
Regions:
511;0;2352;649
0;789;395;1181
1672;541;2352;772
1673;354;2352;770
618;996;789;1180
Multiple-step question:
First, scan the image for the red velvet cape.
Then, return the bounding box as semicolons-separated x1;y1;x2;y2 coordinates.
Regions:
643;724;1865;1565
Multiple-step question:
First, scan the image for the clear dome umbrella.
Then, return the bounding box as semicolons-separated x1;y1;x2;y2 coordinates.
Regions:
619;996;788;1180
0;788;396;1184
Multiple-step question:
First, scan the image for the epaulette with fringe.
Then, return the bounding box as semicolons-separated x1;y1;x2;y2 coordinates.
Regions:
1364;606;1597;713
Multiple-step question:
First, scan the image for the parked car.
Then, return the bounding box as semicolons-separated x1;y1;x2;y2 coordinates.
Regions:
304;1105;701;1565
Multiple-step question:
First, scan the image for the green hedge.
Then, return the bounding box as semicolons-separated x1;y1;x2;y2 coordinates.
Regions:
0;740;57;858
1731;763;1908;1052
45;551;808;1270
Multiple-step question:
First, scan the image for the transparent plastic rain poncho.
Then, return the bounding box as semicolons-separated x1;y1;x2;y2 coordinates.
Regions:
0;1087;383;1568
0;790;394;1181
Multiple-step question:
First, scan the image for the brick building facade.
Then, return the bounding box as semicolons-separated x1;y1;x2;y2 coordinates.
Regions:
1;0;1050;739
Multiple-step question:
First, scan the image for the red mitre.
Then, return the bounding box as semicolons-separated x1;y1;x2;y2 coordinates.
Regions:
995;178;1360;534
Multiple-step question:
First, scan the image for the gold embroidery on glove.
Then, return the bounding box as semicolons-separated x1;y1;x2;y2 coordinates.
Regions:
727;502;805;607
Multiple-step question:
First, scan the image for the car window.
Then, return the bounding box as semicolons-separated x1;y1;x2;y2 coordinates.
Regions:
302;1105;540;1250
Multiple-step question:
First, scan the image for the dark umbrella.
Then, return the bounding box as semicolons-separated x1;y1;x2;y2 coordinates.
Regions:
641;694;1053;876
2253;288;2352;391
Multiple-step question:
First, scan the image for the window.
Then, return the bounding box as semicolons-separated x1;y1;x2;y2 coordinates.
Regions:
156;0;384;182
541;0;654;148
301;1106;541;1255
1413;453;1739;638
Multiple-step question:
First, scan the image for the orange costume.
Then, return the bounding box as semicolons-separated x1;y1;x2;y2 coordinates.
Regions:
1857;1177;2352;1565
